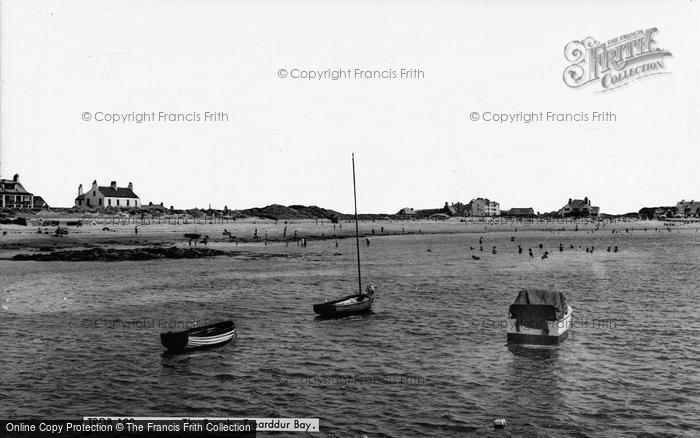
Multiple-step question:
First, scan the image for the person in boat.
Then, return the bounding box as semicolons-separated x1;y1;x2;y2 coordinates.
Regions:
358;281;375;301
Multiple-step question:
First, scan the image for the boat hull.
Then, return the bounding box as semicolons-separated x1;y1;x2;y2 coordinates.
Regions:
313;294;374;317
160;320;237;352
507;306;572;345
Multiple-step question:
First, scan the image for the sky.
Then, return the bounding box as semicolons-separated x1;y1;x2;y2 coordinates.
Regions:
1;0;698;214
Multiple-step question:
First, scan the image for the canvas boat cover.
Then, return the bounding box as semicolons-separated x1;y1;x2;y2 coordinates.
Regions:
510;289;568;320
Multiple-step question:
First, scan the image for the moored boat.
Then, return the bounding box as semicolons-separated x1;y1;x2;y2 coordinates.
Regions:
312;153;377;318
507;289;572;345
160;320;236;352
313;287;375;317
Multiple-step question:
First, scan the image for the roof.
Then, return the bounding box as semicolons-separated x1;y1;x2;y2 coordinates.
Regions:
510;288;568;320
97;186;139;198
0;179;33;195
33;196;49;208
566;199;590;209
397;207;417;215
508;207;535;215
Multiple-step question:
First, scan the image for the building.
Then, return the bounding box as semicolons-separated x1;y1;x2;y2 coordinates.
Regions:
442;202;458;216
0;174;34;209
559;197;600;218
75;180;141;208
506;207;535;217
466;198;500;217
397;207;417;216
639;206;676;219
33;196;50;209
676;200;700;218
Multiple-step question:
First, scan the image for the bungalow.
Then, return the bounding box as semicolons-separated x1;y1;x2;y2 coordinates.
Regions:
506;207;535;217
0;174;34;209
466;198;500;217
75;180;141;208
559;197;599;218
676;200;700;218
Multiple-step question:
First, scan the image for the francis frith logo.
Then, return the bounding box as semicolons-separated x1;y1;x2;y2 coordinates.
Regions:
563;28;672;92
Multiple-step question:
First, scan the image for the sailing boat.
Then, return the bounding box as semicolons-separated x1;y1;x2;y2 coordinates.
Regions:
313;154;376;317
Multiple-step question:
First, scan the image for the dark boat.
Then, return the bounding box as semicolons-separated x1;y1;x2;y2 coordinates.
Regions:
507;289;572;345
313;290;375;317
313;153;376;317
160;320;237;352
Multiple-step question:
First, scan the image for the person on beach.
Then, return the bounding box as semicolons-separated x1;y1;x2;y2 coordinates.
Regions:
253;229;258;240
492;246;497;254
518;245;523;254
541;251;549;260
479;236;483;245
365;238;371;246
614;246;619;253
559;243;563;252
480;246;483;252
528;248;533;258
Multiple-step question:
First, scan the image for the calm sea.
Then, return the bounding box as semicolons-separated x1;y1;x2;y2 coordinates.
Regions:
1;230;699;437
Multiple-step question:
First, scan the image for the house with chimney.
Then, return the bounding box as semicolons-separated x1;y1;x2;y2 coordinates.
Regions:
0;174;34;209
75;180;141;208
465;198;500;217
676;200;700;218
559;197;600;217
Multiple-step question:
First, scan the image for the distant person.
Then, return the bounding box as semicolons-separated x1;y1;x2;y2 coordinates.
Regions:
365;238;371;246
335;240;339;248
134;226;138;234
614;246;619;253
518;245;523;254
479;246;483;252
539;243;543;249
541;251;549;260
253;229;258;240
492;246;497;254
607;246;611;252
479;236;483;245
528;248;533;258
559;243;563;252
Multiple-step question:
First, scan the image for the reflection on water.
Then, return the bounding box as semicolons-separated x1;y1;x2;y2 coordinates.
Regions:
1;231;700;436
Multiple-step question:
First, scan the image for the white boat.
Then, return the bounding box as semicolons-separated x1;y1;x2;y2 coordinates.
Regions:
507;289;572;345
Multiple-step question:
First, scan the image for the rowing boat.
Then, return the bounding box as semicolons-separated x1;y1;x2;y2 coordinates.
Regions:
160;320;236;352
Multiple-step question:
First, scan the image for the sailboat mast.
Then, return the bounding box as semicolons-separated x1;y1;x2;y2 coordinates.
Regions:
352;153;362;295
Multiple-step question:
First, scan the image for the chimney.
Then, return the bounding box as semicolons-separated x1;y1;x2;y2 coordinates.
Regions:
584;196;589;205
128;182;133;190
92;180;98;190
13;174;19;182
78;184;83;196
568;198;572;204
110;181;117;190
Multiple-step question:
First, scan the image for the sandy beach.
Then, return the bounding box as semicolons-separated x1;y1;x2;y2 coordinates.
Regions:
1;215;698;258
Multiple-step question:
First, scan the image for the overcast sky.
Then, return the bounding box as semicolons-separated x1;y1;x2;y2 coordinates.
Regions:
1;0;698;214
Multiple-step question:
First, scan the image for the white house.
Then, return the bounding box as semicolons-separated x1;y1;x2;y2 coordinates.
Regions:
466;198;500;217
75;180;141;208
0;174;34;209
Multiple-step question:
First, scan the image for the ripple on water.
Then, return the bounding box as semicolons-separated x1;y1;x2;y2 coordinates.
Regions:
1;231;699;435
